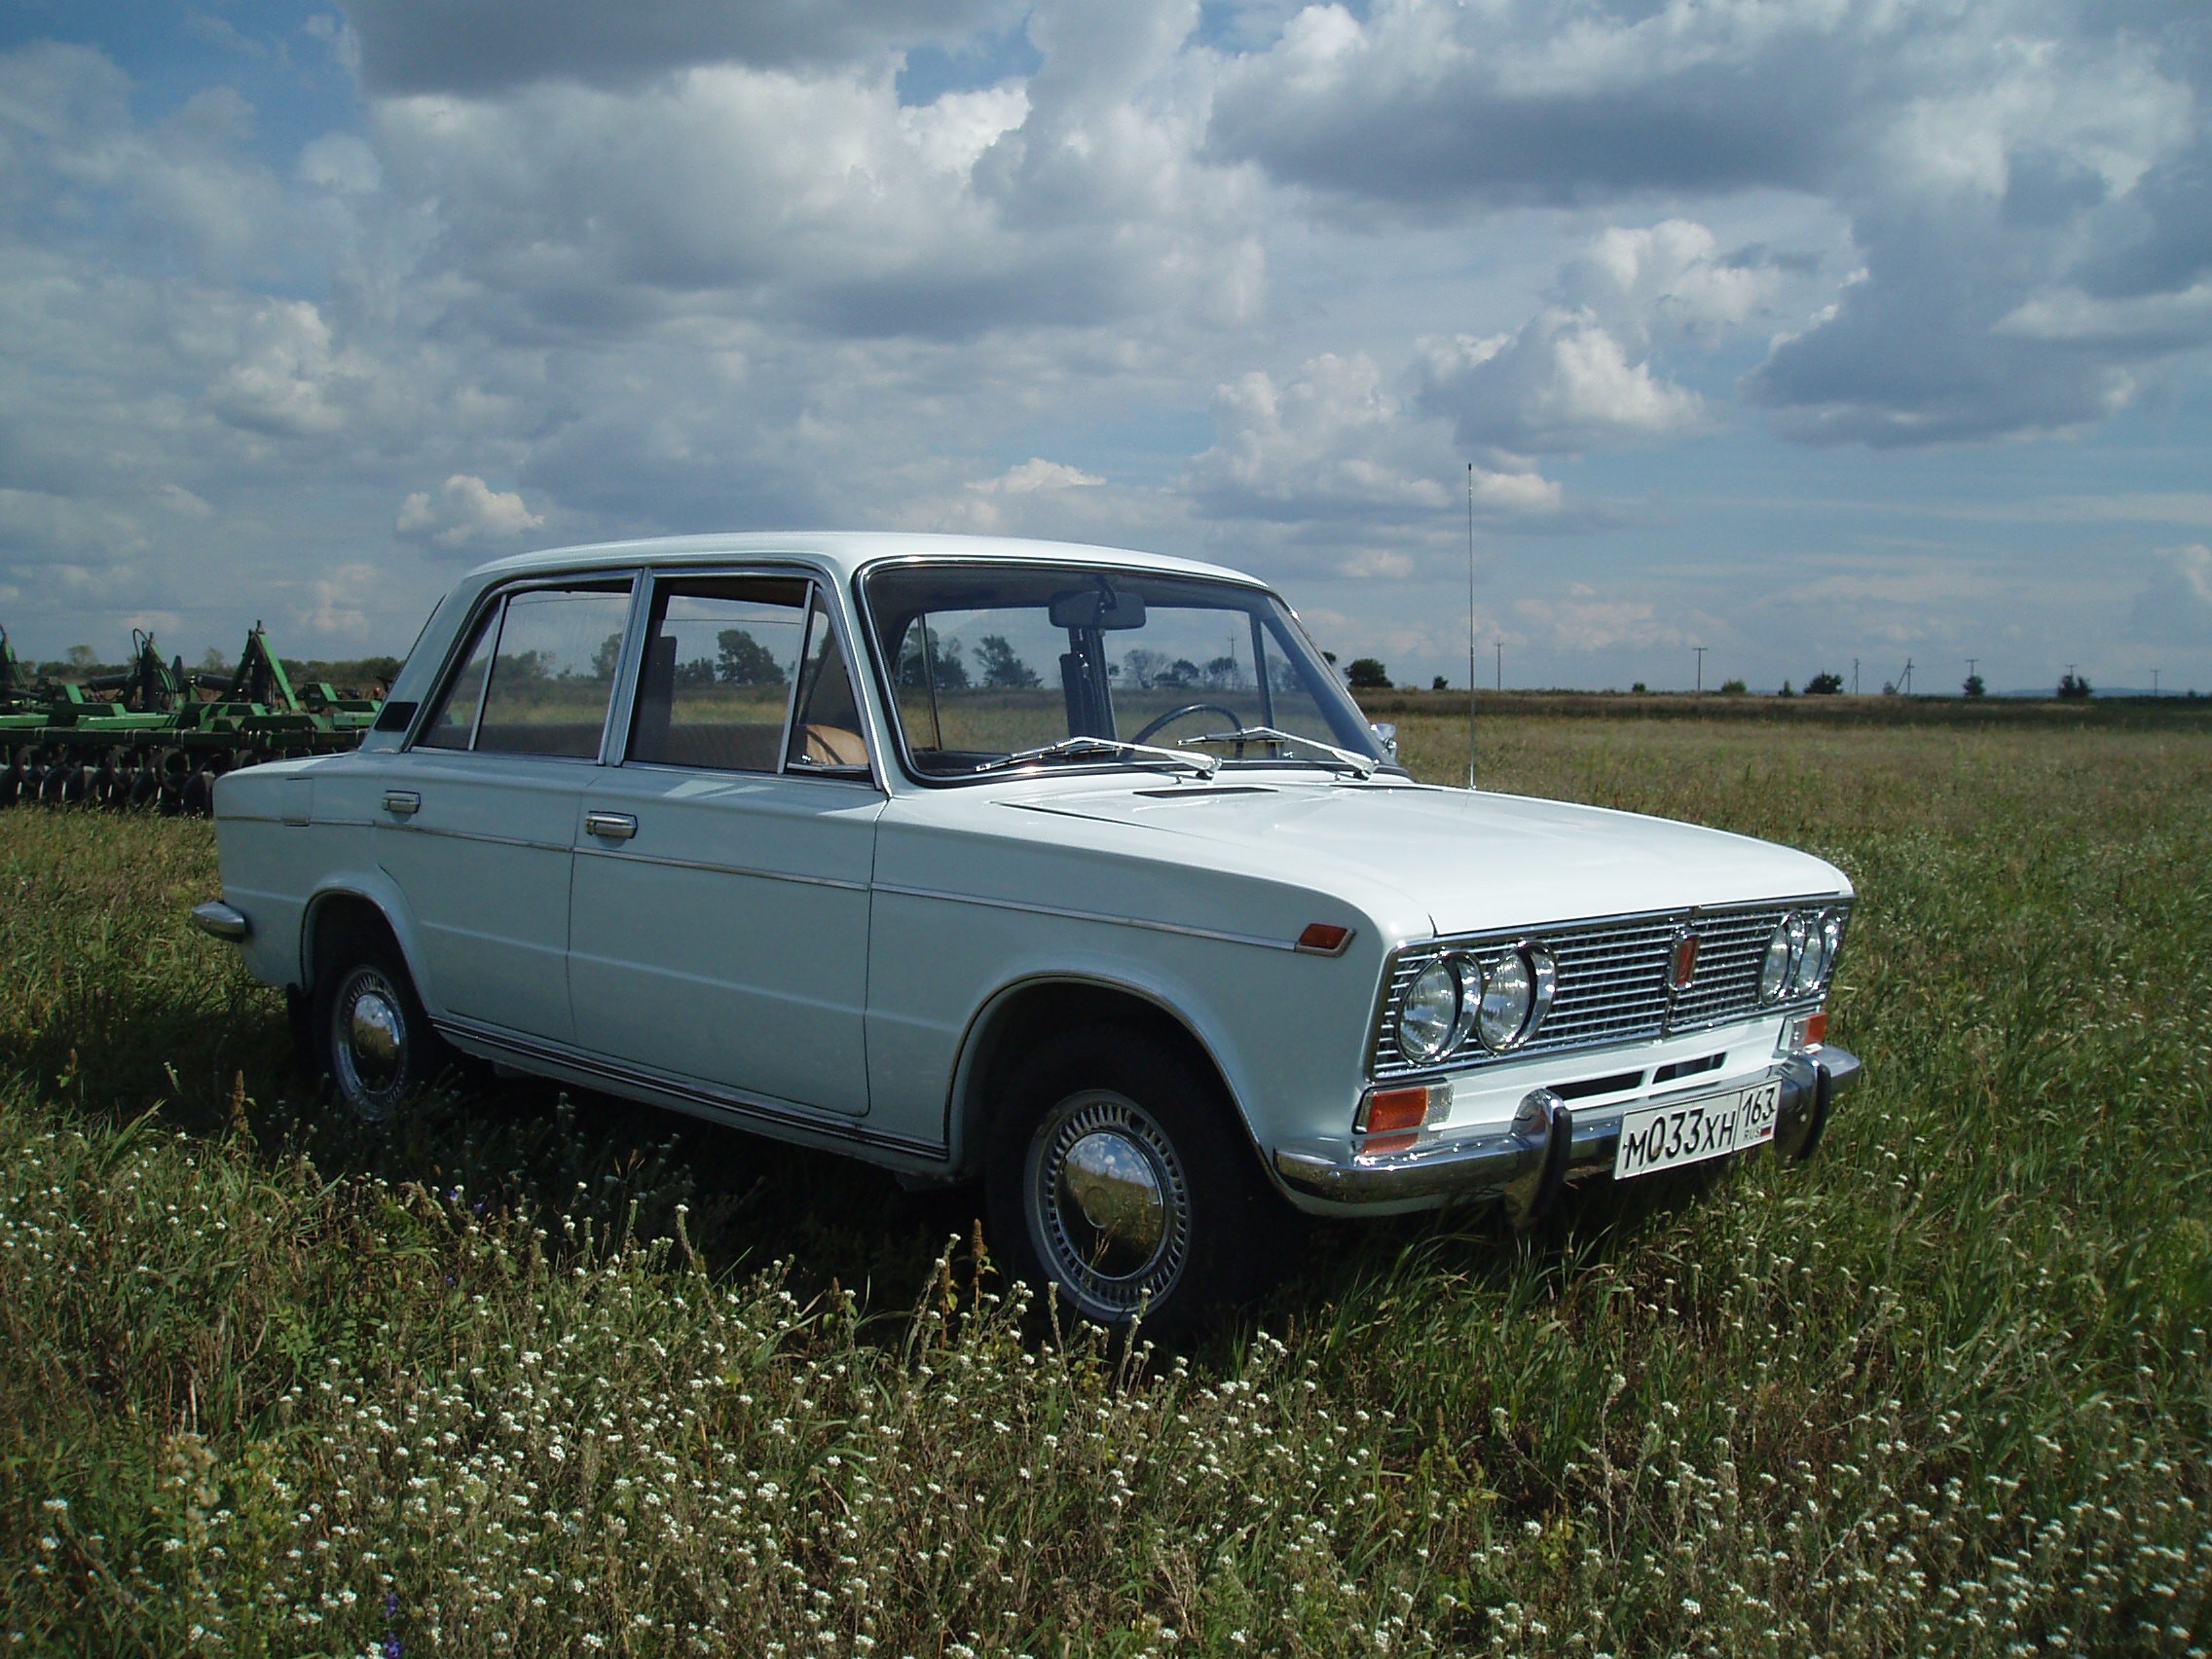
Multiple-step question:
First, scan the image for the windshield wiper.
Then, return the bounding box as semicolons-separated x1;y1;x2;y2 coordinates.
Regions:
973;735;1221;777
1178;725;1380;777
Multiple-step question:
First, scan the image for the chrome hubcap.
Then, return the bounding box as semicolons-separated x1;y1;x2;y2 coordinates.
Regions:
333;968;409;1119
1027;1091;1190;1321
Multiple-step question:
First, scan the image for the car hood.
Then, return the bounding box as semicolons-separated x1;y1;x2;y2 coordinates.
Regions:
999;776;1849;939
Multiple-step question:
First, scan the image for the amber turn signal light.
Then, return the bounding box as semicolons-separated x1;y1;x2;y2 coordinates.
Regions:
1297;922;1352;954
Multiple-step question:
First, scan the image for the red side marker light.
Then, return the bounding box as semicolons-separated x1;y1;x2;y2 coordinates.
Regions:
1804;1012;1828;1046
1297;922;1352;955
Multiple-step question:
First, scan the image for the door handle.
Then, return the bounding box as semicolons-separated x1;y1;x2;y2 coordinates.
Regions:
382;790;421;817
584;810;638;841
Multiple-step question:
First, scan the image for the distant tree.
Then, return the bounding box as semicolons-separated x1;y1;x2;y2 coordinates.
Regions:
1321;650;1338;666
973;634;1041;689
1201;655;1242;690
1963;673;1986;698
200;645;230;673
592;632;624;682
1631;681;1648;694
1719;678;1748;695
895;629;969;691
1346;657;1391;690
1804;671;1844;695
2057;672;2093;700
1431;675;1449;690
717;628;787;687
1778;680;1795;697
672;655;718;688
1153;657;1201;688
64;645;95;671
1121;647;1166;689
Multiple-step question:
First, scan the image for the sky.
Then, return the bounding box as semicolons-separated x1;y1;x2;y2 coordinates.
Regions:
1;0;2208;695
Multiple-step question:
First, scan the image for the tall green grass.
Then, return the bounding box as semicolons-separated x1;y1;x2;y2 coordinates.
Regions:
4;717;2210;1655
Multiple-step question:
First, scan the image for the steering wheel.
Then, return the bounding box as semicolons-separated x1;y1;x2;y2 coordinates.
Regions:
1130;703;1241;745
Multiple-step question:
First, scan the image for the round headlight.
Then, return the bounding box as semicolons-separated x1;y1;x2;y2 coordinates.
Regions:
1476;951;1535;1050
1790;912;1833;995
1396;958;1462;1063
1759;913;1805;1003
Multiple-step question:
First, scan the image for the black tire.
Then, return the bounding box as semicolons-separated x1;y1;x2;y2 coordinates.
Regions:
313;927;448;1123
983;1024;1287;1338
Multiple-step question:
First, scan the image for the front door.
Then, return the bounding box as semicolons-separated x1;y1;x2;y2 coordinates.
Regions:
376;577;636;1044
567;574;882;1115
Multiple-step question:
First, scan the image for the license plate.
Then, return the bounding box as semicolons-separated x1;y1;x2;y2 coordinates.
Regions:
1613;1081;1781;1180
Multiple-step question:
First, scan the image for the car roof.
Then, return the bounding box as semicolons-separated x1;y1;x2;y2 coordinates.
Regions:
463;532;1269;590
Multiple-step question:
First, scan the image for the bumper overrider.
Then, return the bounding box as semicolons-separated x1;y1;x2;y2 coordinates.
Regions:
1272;1048;1862;1222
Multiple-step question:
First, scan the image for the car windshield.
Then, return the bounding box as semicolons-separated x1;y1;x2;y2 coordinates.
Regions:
860;562;1390;779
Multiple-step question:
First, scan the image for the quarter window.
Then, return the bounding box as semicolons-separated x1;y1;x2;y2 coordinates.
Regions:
787;588;872;773
417;608;497;751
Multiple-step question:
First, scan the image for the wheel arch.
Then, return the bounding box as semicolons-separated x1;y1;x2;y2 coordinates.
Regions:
944;973;1269;1181
299;878;429;1003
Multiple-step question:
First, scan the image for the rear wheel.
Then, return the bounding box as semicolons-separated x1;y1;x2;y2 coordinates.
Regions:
984;1025;1284;1337
314;930;446;1122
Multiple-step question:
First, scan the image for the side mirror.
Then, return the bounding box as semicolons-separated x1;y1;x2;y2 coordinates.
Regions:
1370;721;1398;759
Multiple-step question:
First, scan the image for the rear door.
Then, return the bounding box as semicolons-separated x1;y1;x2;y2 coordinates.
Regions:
375;576;636;1044
568;572;883;1116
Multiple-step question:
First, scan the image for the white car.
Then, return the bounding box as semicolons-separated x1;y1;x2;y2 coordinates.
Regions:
194;534;1860;1331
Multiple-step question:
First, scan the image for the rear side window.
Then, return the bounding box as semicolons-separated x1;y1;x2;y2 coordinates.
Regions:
628;577;809;773
416;579;635;759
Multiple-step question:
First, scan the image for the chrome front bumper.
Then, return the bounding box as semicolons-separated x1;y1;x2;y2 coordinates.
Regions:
1273;1047;1862;1220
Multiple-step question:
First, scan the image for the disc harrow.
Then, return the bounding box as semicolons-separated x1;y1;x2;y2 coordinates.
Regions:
0;623;383;816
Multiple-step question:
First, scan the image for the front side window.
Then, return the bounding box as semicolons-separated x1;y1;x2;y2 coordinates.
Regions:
416;579;634;758
860;563;1387;780
629;577;809;773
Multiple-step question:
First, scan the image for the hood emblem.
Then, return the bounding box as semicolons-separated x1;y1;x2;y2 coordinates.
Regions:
1667;925;1701;992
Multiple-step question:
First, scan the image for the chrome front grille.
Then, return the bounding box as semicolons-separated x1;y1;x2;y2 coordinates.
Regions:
1367;898;1850;1082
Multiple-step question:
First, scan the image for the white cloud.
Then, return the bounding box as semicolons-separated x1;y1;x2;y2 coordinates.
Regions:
2130;544;2212;644
969;458;1105;495
1185;351;1570;534
1419;313;1704;458
395;476;544;550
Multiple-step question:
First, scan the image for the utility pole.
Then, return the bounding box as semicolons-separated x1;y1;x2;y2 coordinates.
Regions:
1466;464;1478;791
2154;667;2161;698
1852;657;1860;696
1966;656;1976;686
1494;640;1503;691
1692;645;1707;693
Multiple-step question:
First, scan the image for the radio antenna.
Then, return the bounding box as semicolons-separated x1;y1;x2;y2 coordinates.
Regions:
1466;463;1478;791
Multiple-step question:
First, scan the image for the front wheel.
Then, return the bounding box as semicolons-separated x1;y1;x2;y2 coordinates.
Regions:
314;935;446;1122
984;1026;1285;1337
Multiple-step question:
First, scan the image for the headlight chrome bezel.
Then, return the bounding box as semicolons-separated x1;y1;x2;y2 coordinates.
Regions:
1395;942;1555;1067
1761;907;1845;1004
1393;957;1463;1064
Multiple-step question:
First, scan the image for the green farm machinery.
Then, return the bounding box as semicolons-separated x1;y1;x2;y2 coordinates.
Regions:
0;623;383;815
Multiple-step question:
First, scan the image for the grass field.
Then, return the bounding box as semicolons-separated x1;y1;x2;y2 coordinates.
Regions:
4;714;2211;1656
